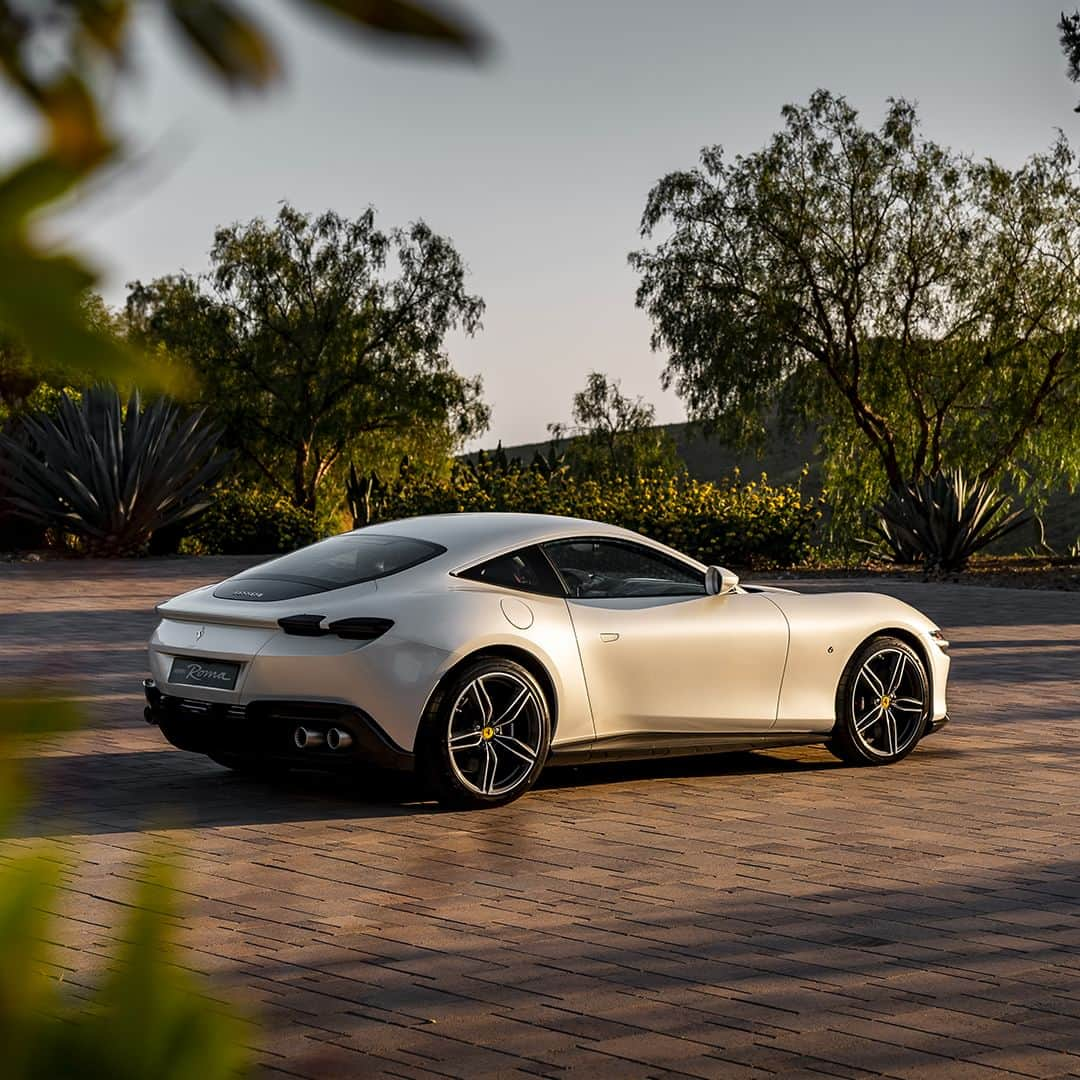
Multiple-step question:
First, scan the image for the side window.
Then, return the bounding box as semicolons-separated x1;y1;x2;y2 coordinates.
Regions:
457;545;565;597
544;539;705;598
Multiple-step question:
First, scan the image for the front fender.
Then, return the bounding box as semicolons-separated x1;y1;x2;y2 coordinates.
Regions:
766;592;950;730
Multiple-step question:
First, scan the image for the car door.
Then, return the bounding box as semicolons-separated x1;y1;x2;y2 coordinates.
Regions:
544;538;790;736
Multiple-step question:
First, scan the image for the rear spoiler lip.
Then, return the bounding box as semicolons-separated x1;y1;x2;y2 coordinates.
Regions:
153;604;281;631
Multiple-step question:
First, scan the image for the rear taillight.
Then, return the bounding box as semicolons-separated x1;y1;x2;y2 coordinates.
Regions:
327;618;393;641
278;614;328;636
278;615;393;642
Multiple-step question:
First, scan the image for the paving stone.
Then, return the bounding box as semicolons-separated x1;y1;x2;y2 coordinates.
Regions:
2;562;1079;1077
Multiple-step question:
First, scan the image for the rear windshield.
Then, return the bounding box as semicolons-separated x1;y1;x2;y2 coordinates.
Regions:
228;533;445;591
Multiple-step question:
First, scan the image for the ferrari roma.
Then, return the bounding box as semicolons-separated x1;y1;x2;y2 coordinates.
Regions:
144;512;950;807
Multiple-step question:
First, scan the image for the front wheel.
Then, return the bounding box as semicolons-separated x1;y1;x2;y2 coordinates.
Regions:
418;658;551;809
828;635;929;766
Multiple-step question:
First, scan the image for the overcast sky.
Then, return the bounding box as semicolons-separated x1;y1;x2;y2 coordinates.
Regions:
4;1;1077;448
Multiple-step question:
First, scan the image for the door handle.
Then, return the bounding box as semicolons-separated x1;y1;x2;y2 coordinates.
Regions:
599;633;619;643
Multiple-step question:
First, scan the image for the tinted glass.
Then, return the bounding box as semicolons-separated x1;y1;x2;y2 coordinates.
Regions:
220;533;444;598
458;546;565;596
544;539;705;598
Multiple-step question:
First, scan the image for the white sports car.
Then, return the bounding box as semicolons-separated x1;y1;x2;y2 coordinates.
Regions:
145;512;950;807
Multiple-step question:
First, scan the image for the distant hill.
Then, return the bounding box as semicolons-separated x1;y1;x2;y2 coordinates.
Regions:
474;420;823;489
473;421;1080;555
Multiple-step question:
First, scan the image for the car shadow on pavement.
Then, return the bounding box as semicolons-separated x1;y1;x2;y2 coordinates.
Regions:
540;748;845;793
13;744;898;839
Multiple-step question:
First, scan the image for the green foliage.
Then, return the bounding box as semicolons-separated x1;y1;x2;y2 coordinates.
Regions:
369;458;820;568
180;486;321;555
875;470;1031;573
548;371;682;480
0;697;250;1079
0;850;250;1080
632;90;1080;541
126;203;489;513
0;386;227;556
346;463;386;529
0;155;179;397
0;298;123;426
530;440;569;479
0;1;486;407
0;2;491;1076
1;386;80;551
1061;9;1080;109
865;513;921;566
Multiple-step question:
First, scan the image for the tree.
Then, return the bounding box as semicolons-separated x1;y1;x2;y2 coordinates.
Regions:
126;204;489;513
630;91;1080;528
0;1;487;398
0;295;119;422
548;371;681;478
1061;10;1080;110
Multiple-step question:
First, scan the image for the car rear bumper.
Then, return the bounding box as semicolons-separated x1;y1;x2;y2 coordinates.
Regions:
143;679;414;771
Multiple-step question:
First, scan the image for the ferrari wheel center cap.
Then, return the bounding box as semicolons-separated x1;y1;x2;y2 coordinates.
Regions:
880;694;891;709
481;726;495;741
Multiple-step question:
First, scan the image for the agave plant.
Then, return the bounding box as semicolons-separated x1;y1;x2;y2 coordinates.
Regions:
876;469;1030;574
863;514;922;565
0;386;227;556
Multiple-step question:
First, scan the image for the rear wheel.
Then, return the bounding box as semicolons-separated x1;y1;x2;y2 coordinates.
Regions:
418;658;551;808
829;636;929;766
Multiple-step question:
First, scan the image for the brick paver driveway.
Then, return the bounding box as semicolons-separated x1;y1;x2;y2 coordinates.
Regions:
2;559;1080;1079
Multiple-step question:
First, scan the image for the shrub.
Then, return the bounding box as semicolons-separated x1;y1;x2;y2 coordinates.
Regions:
368;459;820;568
0;387;226;557
876;469;1030;573
179;486;320;555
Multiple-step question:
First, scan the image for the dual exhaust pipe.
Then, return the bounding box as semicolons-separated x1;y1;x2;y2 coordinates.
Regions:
293;725;353;751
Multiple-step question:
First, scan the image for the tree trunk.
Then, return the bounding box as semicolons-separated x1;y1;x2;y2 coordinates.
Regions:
292;443;312;511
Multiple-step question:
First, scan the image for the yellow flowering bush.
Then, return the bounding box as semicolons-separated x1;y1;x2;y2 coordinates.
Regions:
372;460;821;567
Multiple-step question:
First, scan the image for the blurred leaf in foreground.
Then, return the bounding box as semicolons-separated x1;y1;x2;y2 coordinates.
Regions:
304;0;489;56
0;694;82;832
0;846;252;1080
0;0;487;396
0;153;187;394
0;691;252;1077
0;3;489;1076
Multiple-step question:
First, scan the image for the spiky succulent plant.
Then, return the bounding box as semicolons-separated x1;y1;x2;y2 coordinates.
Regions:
876;469;1030;574
0;386;226;556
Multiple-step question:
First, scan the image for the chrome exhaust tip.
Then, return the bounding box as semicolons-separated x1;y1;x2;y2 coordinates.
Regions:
293;726;325;749
326;727;353;751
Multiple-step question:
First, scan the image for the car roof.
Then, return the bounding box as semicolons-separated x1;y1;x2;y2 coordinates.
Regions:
354;512;671;566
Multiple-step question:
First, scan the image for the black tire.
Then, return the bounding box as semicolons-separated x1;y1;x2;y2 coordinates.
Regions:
828;635;930;766
418;657;552;809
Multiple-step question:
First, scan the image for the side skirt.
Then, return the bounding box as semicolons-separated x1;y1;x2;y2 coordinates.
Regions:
547;730;829;766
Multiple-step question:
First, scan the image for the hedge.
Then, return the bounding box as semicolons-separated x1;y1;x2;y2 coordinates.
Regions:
178;485;319;556
364;463;820;568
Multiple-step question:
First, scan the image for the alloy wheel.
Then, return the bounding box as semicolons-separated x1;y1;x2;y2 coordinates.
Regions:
849;646;927;759
446;671;546;797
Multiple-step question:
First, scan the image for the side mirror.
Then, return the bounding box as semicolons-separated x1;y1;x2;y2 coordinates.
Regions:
705;565;740;596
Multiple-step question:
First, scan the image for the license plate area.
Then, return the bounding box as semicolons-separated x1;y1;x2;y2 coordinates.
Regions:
169;656;241;691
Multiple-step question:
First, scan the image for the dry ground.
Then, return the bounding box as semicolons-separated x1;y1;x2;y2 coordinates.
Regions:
2;558;1079;1078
